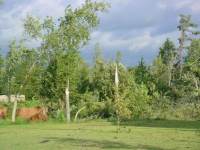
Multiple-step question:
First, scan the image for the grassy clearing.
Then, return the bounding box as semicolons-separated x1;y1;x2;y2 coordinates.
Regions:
0;120;200;150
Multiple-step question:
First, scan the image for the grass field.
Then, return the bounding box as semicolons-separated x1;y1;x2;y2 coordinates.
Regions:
0;120;200;150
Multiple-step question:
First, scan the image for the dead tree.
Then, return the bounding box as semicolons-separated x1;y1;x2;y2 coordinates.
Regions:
65;79;70;123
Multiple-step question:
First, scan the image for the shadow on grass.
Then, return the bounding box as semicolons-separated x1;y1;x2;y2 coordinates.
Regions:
41;137;172;150
115;120;200;130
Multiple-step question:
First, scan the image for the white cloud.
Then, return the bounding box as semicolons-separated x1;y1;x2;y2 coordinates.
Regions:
157;2;167;10
174;0;192;9
0;0;199;65
129;31;178;52
189;1;200;13
90;30;178;53
129;32;154;51
91;31;130;49
176;0;200;13
0;0;70;51
161;0;200;13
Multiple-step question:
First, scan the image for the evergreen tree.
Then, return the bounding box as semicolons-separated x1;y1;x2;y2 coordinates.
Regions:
159;38;176;65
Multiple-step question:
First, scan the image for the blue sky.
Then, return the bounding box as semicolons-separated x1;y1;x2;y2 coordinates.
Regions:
0;0;200;66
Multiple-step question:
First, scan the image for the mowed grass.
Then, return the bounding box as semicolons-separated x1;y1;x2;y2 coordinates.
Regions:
0;120;200;150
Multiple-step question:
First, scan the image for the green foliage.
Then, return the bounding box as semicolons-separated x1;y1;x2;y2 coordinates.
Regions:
126;84;150;118
176;14;199;74
186;39;200;76
178;14;198;33
159;38;176;65
134;57;151;85
174;103;200;120
0;53;4;94
20;98;42;108
1;6;200;122
55;109;66;122
24;15;42;39
23;0;109;114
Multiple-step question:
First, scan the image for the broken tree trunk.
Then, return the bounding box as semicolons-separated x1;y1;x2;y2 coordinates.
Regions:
115;64;120;132
178;29;185;77
11;96;18;123
65;79;70;123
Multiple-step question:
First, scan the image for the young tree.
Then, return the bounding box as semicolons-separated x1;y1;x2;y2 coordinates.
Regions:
5;41;40;122
159;38;176;86
24;0;109;122
159;38;176;65
151;56;169;96
135;57;151;85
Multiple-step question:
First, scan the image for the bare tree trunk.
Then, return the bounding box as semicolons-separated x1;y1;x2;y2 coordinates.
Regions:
11;98;17;122
178;30;185;77
193;77;199;109
168;66;172;87
194;77;199;91
65;79;70;123
168;60;173;87
115;64;120;133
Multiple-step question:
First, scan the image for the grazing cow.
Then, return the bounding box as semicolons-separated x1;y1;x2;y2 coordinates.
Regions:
17;107;48;121
10;95;25;103
0;95;25;103
0;95;9;103
0;107;7;119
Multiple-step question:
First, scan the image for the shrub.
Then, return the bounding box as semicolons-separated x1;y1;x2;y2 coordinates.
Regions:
55;109;66;122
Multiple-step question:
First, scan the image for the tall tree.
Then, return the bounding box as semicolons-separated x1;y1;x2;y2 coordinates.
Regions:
158;38;176;86
159;38;176;65
135;57;150;85
176;14;198;75
24;0;109;121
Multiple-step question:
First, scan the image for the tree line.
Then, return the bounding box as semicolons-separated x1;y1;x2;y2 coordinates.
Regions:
0;0;200;121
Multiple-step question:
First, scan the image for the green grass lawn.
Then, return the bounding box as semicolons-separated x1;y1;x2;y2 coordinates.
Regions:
0;120;200;150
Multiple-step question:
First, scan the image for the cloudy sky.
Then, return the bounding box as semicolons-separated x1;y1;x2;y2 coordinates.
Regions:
0;0;200;66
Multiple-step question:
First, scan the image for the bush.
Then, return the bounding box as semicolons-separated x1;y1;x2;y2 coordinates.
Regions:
55;109;66;122
19;98;42;107
126;84;150;118
174;103;200;120
146;98;200;120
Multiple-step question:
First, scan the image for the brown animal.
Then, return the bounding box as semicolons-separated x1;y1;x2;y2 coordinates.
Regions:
0;107;7;119
17;107;48;121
